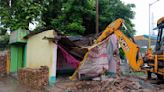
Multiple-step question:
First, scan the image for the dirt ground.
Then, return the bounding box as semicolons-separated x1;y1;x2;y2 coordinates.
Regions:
0;76;163;92
53;76;164;92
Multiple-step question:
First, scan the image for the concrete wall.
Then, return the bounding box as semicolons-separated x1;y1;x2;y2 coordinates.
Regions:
26;30;57;84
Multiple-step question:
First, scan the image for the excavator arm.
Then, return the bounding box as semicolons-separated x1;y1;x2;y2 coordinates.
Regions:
114;30;143;71
96;18;124;43
70;18;143;80
97;18;143;71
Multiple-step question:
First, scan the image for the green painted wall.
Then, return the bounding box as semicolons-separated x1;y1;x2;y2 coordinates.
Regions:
17;46;23;70
10;45;25;72
9;28;28;73
10;46;18;72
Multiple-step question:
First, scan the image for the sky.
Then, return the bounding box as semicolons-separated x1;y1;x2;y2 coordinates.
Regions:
121;0;164;36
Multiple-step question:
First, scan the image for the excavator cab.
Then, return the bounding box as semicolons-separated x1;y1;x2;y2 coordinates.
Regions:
146;17;164;79
154;17;164;54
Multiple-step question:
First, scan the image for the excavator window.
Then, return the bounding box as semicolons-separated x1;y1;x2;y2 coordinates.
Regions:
160;28;164;50
155;23;164;51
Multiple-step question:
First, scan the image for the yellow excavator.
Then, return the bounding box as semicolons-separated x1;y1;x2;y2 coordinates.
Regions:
70;17;164;80
96;17;164;79
96;18;143;72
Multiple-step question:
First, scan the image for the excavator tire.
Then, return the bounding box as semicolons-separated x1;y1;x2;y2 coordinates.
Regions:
157;74;163;80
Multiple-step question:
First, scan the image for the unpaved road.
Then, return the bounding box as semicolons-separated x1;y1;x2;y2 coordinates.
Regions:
0;76;163;92
0;76;73;92
0;77;44;92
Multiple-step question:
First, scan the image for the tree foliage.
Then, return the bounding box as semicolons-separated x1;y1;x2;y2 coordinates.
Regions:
0;28;9;50
50;0;96;35
0;0;135;35
0;34;9;50
99;0;135;34
0;0;47;30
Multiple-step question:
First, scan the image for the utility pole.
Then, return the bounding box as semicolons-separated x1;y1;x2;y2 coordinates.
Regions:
148;4;151;48
96;0;99;35
151;13;155;35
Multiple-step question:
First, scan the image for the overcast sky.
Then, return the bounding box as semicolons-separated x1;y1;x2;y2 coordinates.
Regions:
121;0;164;36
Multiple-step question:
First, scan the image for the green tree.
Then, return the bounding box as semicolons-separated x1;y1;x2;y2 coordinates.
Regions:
0;0;47;31
99;0;135;35
0;0;135;36
0;34;9;50
0;28;9;50
50;0;96;35
0;0;48;49
49;0;135;35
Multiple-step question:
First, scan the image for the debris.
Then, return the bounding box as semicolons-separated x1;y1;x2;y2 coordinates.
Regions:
67;76;159;92
18;66;49;89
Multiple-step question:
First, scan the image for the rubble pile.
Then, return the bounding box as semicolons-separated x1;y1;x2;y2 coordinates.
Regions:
18;66;49;89
0;54;7;76
67;77;159;92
